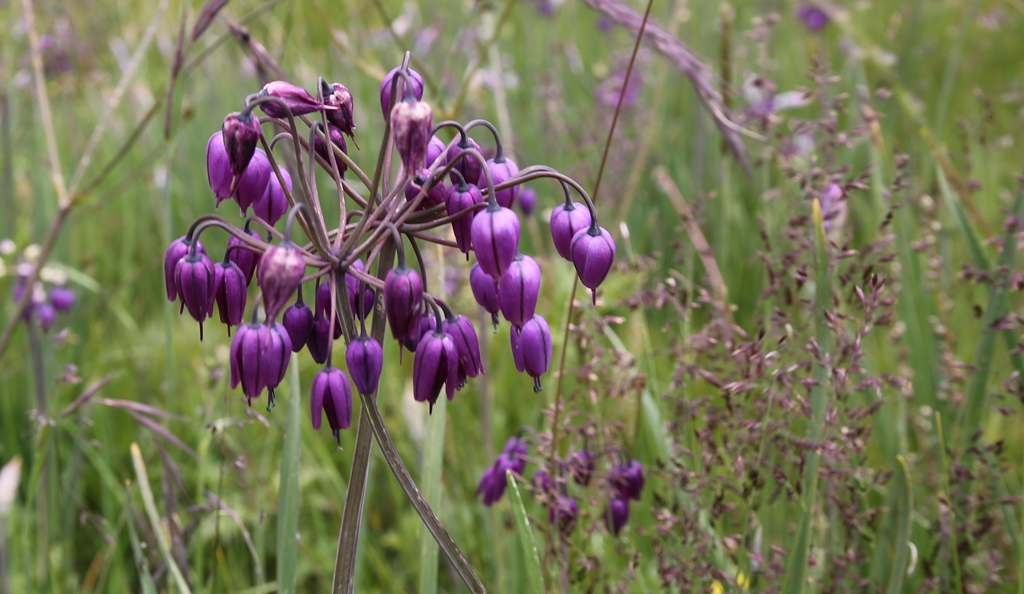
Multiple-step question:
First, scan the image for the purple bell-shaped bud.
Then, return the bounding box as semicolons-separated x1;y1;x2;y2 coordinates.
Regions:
379;66;424;119
257;241;306;323
49;287;76;312
35;302;56;331
570;224;616;304
257;81;323;119
234;148;272;214
390;98;433;180
518;186;537;217
549;495;579;534
609;460;645;501
446;174;484;255
306;316;333;364
314;124;349;178
470;263;501;328
213;259;248;332
261;322;293;408
426;135;446;168
480;156;520;209
230;321;292;408
253;167;291;227
345;260;375;320
403;313;435;353
570;449;595;486
222;111;262;184
174;251;216;337
477;437;528;505
471;204;521;280
532;469;550;493
164;235;206;301
518;314;552;392
384;264;423;343
310;365;353;444
227;227;261;286
322;81;356;139
442;313;484;386
509;325;526;373
405;171;447;210
315;280;344;340
445;136;483;187
550;200;592;261
282;289;314;352
498;252;541;329
605;498;630;535
346;333;384;396
412;317;459;412
206;132;233;205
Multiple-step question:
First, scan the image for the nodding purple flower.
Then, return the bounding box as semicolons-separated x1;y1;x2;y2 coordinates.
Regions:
443;314;484;386
164;235;206;301
315;280;344;340
471;205;520;280
498;252;541;329
609;460;645;501
35;302;56;331
477;437;528;506
257;242;306;323
470;263;501;328
532;469;550;493
404;313;435;353
445;136;483;187
345;260;376;320
548;495;579;533
570;225;616;304
390;99;434;180
174;251;216;335
227;228;261;286
384;264;423;343
380;66;424;119
405;172;447;210
222;110;262;181
412;324;459;412
481;157;520;209
518;315;552;392
605;497;630;535
49;287;75;312
314;124;349;177
797;3;829;32
258;81;323;119
233;148;272;214
570;449;595;486
509;325;526;373
230;321;292;408
426;135;446;168
310;365;353;444
322;81;356;139
282;291;314;352
206;132;233;205
306;315;333;364
346;333;384;396
213;260;248;331
446;178;484;255
253;168;291;227
550;201;592;261
518;186;537;217
595;69;643;108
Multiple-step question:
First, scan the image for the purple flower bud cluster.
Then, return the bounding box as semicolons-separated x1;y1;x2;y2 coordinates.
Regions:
8;252;77;332
476;437;528;506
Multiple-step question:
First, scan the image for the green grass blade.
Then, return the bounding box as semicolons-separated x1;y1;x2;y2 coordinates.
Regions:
277;354;302;594
885;455;913;594
129;443;191;594
936;413;963;592
125;494;157;594
782;199;833;594
418;396;446;594
505;471;544;594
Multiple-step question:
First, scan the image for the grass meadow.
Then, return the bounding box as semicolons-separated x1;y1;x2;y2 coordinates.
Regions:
2;0;1024;591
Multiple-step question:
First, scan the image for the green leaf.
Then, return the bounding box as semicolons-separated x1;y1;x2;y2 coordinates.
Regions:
125;494;158;594
129;443;191;594
277;354;302;594
418;395;447;594
506;470;544;594
885;455;913;594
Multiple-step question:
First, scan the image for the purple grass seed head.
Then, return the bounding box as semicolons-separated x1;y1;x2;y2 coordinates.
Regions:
570;225;616;303
227;229;261;286
606;497;630;535
174;251;216;331
549;495;579;534
412;325;459;412
164;235;206;301
443;314;484;386
346;334;384;396
446;180;484;254
233;148;272;214
405;171;447;210
258;81;323;119
518;186;537;216
384;265;423;342
498;252;541;329
282;293;314;352
380;66;424;119
322;81;356;139
390;99;434;180
253;167;291;227
445;136;483;187
221;110;262;179
314;125;349;178
256;242;306;323
550;201;592;261
310;365;353;445
518;315;552;392
471;205;520;280
470;262;501;328
49;286;76;312
213;260;248;330
609;460;645;501
481;157;520;208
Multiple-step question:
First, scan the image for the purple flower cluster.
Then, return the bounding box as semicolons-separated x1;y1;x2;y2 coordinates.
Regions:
8;253;76;332
476;437;528;506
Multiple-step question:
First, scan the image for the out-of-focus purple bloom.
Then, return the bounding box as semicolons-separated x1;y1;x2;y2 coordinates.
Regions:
315;280;344;340
741;76;812;124
476;437;528;506
597;16;613;33
36;303;56;332
518;186;537;216
570;449;595;486
345;260;376;320
548;495;578;533
819;183;847;234
797;3;829;32
49;287;75;312
426;135;446;168
605;497;630;535
595;69;642;108
532;469;550;492
609;459;645;501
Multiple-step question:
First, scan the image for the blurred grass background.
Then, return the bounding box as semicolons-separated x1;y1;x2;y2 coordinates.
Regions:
1;0;1024;591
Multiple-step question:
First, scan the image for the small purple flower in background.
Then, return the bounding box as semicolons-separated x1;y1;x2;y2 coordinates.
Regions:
597;16;614;33
741;76;812;125
819;183;847;235
517;186;537;216
609;459;645;501
49;287;75;312
595;68;642;108
548;495;578;534
797;3;829;32
477;437;528;506
570;448;594;486
605;497;629;535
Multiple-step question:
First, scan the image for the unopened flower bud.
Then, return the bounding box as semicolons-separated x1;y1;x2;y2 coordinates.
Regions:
426;135;446;168
234;148;272;214
213;260;248;330
49;287;75;312
403;314;435;353
257;242;305;323
258;81;322;119
518;315;552;392
174;252;217;335
445;137;483;187
446;180;484;255
282;292;314;351
477;437;527;506
346;334;384;396
322;81;356;139
518;186;537;216
443;314;484;386
471;205;521;280
36;302;56;332
222;111;262;180
315;280;344;340
413;325;459;412
550;201;592;261
311;365;353;444
498;252;541;329
391;99;433;180
606;498;630;535
470;263;501;328
379;66;424;119
509;325;526;373
306;316;332;364
609;460;645;501
230;322;292;408
570;225;616;304
164;235;206;301
384;264;423;342
345;260;375;320
570;449;595;486
405;171;447;210
253;168;291;227
314;125;349;177
206;132;233;205
481;157;520;209
549;495;579;534
227;229;261;286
